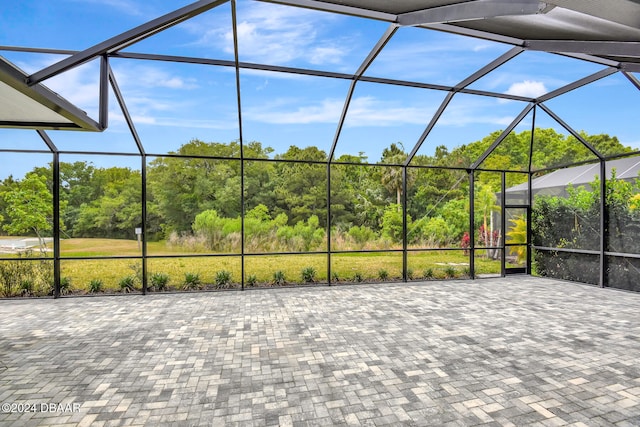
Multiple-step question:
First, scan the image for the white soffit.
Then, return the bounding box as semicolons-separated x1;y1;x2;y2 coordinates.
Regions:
0;56;101;131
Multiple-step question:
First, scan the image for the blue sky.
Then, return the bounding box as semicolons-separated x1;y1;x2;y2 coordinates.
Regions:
1;0;639;178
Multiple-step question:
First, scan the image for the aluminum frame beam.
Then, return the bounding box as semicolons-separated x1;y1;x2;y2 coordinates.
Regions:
526;40;640;57
455;46;524;90
27;0;229;85
623;63;640;73
404;91;455;166
556;52;621;68
422;22;524;46
538;103;603;159
256;0;395;21
108;67;145;156
328;24;398;161
536;67;618;103
397;0;549;27
624;71;640;90
471;103;535;170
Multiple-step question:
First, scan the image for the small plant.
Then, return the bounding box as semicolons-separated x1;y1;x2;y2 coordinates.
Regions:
462;266;471;277
19;279;34;296
273;270;286;286
444;266;456;279
353;272;363;283
119;276;136;293
406;268;414;280
59;276;72;295
461;231;470;255
245;274;258;287
129;262;143;283
182;272;201;290
88;279;103;294
150;272;170;291
215;270;233;289
331;272;340;283
423;268;434;279
377;269;389;280
301;266;316;283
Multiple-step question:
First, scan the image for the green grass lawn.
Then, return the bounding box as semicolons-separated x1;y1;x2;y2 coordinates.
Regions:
2;238;505;295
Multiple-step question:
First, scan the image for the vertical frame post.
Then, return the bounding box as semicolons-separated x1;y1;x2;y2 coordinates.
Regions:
527;108;535;275
500;171;506;277
327;162;332;285
52;151;61;298
527;171;533;275
600;159;607;288
99;55;109;129
469;170;475;279
141;156;147;294
402;166;408;282
230;0;245;290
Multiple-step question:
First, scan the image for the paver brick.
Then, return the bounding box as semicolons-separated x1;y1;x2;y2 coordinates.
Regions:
2;277;640;425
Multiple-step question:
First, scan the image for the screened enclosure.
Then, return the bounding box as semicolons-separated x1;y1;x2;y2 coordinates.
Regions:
1;0;639;297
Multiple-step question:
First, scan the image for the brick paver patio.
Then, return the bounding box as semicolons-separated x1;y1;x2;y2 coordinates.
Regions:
1;276;639;426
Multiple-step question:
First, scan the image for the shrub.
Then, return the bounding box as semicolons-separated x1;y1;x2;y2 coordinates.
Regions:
331;272;340;283
423;268;434;279
19;279;34;297
215;270;233;289
245;274;257;287
406;268;414;280
182;272;201;290
348;225;377;246
59;276;72;295
88;279;103;294
353;272;363;283
377;269;388;280
301;267;316;283
381;205;405;243
461;232;470;254
119;276;136;293
150;272;170;291
444;266;456;278
273;270;286;286
410;216;455;247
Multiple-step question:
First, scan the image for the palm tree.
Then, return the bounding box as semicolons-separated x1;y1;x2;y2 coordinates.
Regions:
475;184;500;258
380;143;410;209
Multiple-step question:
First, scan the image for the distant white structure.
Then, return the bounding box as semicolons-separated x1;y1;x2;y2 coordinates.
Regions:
504;156;640;205
0;238;54;253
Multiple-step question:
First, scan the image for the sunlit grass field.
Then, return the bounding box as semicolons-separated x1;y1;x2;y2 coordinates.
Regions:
3;238;504;294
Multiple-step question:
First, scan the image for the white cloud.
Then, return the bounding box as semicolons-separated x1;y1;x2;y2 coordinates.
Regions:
244;96;436;127
245;98;343;124
185;1;352;68
16;55;223;128
127;115;238;130
243;93;527;129
345;97;434;127
505;80;548;98
435;97;527;127
113;65;199;90
364;36;505;84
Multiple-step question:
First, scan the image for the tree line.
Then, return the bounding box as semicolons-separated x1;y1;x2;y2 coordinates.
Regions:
0;129;629;251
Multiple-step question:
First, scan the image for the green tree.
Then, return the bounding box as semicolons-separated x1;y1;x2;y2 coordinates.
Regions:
0;173;64;253
147;140;244;235
380;143;407;207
